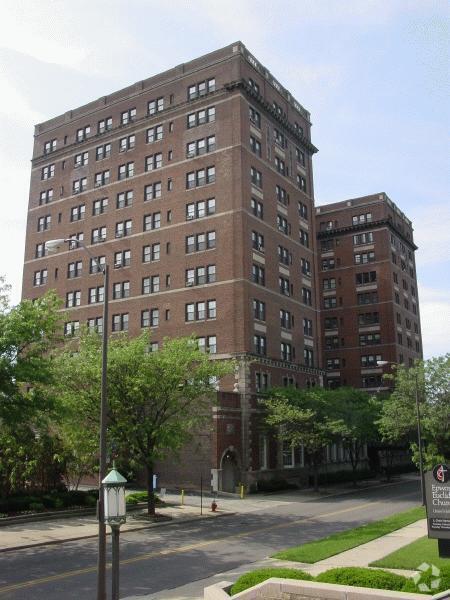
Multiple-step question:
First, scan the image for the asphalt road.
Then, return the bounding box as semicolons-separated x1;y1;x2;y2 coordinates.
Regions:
0;479;421;599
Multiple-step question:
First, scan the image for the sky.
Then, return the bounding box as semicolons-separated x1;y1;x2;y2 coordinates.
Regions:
0;0;448;358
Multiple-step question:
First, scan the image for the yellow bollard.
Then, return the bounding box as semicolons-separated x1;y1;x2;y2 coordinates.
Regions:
181;489;185;506
240;484;245;499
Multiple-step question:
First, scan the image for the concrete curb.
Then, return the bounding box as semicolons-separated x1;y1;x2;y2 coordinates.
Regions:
0;510;235;554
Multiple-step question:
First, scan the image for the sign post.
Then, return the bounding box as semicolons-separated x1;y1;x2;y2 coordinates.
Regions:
425;464;450;558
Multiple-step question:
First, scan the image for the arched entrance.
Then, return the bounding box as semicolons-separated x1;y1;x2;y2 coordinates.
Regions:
221;449;239;492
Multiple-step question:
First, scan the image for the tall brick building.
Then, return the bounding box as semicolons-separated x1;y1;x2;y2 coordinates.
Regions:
316;193;423;391
23;42;324;492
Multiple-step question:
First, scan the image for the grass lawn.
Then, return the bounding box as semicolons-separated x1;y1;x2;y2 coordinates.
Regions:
370;536;450;570
273;506;425;563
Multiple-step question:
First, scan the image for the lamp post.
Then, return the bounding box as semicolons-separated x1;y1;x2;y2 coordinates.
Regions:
377;360;426;505
45;238;109;599
102;466;127;600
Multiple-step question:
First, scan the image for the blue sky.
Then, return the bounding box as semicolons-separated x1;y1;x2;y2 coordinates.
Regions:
1;0;448;357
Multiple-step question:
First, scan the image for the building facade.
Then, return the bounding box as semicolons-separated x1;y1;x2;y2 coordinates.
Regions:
316;193;423;391
22;42;323;492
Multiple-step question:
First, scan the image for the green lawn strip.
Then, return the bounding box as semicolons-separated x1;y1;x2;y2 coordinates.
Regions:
370;536;450;570
272;506;425;563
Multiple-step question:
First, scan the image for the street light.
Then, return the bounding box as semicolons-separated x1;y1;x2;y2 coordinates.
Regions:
102;466;127;600
45;238;110;599
377;360;426;505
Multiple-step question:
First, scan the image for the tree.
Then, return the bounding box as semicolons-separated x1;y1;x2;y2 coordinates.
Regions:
53;332;233;514
378;355;450;470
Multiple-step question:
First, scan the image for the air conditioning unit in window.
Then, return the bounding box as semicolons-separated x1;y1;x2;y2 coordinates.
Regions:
186;281;194;287
114;263;122;269
186;215;194;220
186;151;196;158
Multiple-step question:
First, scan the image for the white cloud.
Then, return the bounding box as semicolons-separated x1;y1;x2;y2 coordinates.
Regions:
418;285;450;358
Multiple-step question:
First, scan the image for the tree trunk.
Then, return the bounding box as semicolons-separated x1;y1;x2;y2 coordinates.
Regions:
146;463;155;516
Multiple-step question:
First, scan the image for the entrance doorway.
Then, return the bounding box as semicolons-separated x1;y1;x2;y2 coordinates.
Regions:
221;450;239;492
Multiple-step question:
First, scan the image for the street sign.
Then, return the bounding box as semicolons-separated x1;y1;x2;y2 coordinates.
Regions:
425;464;450;540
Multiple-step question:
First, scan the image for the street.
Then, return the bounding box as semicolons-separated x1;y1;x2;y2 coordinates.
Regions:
0;479;421;599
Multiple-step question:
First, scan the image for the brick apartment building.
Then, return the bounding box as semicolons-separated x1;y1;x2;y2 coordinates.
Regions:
316;193;423;390
22;42;326;492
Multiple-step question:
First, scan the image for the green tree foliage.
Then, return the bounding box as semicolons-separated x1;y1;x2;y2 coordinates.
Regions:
264;387;379;490
378;355;450;469
0;278;63;495
53;332;233;514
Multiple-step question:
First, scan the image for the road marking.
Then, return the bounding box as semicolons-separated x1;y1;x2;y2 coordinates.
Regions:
0;491;418;595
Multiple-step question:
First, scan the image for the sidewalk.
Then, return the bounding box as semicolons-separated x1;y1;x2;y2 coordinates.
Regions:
133;519;428;600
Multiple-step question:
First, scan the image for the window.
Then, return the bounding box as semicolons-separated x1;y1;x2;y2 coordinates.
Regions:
282;441;294;468
326;358;340;370
295;147;306;166
142;243;160;263
253;299;265;321
147;97;164;115
304;348;314;367
187;106;216;128
145;153;162;171
354;251;375;264
39;189;53;205
114;249;131;268
116;190;133;209
298;201;308;220
74;151;89;167
141;308;159;328
248;77;260;93
185;300;216;321
356;271;377;285
294;122;304;136
279;276;290;296
357;291;378;305
69;233;84;250
361;354;382;367
70;204;85;222
303;318;313;336
197;335;217;354
324;317;338;329
359;333;381;346
250;136;262;156
359;312;379;326
274;128;286;148
76;125;90;142
142;275;160;294
90;226;106;244
143;212;161;231
72;178;87;194
120;108;136;125
250;167;262;188
115;219;132;237
186;198;215;220
321;239;334;252
323;278;336;290
296;174;307;192
276;185;289;205
87;317;103;333
33;269;48;286
324;296;337;309
352;213;372;225
251;231;264;252
251;198;263;219
44;139;57;154
112;313;129;332
186;166;215;189
37;215;51;231
362;375;383;388
35;243;47;258
353;232;374;245
41;164;55;180
113;281;130;299
118;162;134;180
254;334;266;356
93;197;108;215
185;265;216;286
255;372;269;392
277;214;290;235
97;117;112;134
186;135;216;157
281;342;292;361
88;286;104;304
302;287;312;305
280;309;292;329
275;156;286;175
278;245;291;266
144;123;164;144
67;261;82;278
89;256;105;274
322;258;335;271
96;143;111;161
64;321;80;337
249;106;261;128
252;264;265;285
301;257;311;276
119;135;135;153
187;78;215;100
94;170;110;187
299;229;309;247
186;231;216;253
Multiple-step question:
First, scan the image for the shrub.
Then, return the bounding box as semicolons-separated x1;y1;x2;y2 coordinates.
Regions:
126;491;161;505
230;568;313;595
256;479;298;493
28;502;45;512
316;567;408;591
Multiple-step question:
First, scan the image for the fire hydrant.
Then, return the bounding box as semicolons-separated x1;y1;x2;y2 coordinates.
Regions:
211;499;218;512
